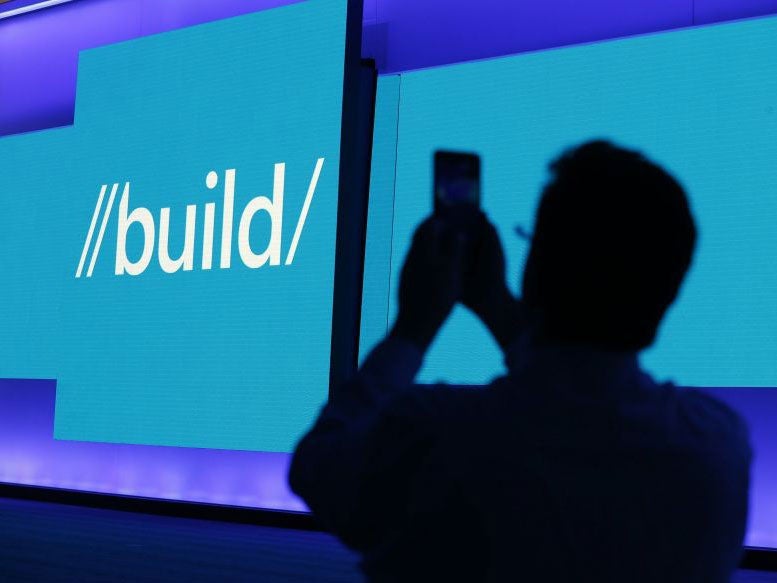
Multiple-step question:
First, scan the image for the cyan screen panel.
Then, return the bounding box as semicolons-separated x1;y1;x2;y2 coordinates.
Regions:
0;0;347;452
364;15;777;387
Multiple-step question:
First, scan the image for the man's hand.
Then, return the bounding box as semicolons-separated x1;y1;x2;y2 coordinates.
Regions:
390;217;465;351
461;215;526;349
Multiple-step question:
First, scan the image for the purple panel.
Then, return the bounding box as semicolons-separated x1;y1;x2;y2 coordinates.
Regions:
694;0;777;24
0;0;142;136
362;0;377;22
0;0;304;137
0;0;60;11
0;379;305;511
701;389;777;549
368;0;693;73
137;0;302;36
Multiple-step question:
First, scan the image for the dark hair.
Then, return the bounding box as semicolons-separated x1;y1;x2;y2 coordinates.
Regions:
521;140;697;350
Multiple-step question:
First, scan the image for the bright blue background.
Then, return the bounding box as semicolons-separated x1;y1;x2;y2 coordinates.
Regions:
0;0;347;452
362;15;777;387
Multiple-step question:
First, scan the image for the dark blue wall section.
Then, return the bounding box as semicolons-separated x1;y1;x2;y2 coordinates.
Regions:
696;0;777;23
362;0;777;72
367;0;694;72
0;0;302;136
3;0;777;135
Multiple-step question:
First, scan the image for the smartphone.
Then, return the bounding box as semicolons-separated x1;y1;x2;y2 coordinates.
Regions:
434;150;481;214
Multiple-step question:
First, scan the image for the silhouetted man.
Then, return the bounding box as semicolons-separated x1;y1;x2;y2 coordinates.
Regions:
290;141;751;582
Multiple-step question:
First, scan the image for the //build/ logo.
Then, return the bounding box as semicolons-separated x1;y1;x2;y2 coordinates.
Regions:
75;158;324;278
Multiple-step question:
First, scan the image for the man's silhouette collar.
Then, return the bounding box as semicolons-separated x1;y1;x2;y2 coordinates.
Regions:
505;333;643;394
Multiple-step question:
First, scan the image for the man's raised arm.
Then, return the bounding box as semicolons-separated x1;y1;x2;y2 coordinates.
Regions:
288;217;465;548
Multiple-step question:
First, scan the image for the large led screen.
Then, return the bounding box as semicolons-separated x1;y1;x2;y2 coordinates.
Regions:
362;15;777;389
0;0;347;453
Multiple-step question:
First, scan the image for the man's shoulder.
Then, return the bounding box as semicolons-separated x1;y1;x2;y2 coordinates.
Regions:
664;385;752;458
368;379;511;441
383;380;501;415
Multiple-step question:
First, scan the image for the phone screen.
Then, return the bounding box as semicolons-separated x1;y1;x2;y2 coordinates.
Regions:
434;151;481;213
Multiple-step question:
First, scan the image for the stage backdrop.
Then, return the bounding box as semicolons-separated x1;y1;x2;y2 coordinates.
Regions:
0;0;775;547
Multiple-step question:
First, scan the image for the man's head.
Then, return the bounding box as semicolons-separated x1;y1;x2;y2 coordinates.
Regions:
522;140;697;351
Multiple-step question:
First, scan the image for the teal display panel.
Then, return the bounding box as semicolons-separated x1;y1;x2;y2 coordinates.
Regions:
363;15;777;387
0;0;347;452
